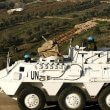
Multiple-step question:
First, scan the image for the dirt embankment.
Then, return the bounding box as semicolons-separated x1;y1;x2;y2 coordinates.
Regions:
0;93;19;110
56;20;97;44
56;18;110;44
100;1;110;4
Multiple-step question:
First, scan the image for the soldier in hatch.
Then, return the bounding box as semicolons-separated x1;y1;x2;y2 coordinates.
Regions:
83;36;97;51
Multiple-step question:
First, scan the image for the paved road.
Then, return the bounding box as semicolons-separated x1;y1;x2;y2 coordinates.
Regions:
0;93;101;110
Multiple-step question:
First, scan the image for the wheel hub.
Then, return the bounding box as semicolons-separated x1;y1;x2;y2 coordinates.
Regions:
65;93;81;109
106;94;110;107
24;94;39;109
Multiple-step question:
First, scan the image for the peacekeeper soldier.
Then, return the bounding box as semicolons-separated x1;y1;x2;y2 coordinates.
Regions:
24;52;31;62
83;36;97;51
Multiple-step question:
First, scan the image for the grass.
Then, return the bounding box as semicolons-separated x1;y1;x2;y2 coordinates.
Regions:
0;1;110;69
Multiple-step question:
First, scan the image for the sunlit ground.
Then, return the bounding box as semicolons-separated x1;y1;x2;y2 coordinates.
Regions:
0;93;100;110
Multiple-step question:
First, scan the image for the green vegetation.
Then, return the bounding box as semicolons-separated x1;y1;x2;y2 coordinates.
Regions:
23;0;36;3
0;0;7;2
72;21;110;48
0;1;14;9
0;0;110;69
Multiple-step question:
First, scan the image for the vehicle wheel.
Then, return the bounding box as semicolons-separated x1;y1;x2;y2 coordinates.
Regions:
58;87;86;110
98;87;110;110
17;87;46;110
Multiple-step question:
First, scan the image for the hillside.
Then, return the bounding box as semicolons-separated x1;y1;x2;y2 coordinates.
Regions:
0;0;110;69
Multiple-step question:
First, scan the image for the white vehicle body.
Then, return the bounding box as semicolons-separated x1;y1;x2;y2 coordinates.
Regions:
7;8;23;14
0;46;110;110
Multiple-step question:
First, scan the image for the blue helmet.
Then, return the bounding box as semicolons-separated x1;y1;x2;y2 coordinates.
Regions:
24;53;30;59
87;36;94;43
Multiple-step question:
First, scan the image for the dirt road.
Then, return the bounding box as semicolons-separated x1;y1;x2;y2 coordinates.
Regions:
0;93;19;110
0;93;101;110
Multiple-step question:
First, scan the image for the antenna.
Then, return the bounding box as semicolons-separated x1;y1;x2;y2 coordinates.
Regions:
70;39;72;47
70;37;74;47
6;52;10;73
42;36;47;42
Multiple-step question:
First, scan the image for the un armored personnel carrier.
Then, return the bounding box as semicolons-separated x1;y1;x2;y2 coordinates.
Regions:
0;40;110;110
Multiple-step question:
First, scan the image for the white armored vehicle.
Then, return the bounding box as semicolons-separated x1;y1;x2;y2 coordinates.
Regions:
0;41;110;110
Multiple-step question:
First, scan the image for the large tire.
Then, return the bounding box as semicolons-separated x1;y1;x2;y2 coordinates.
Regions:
98;87;110;110
58;87;86;110
17;87;46;110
